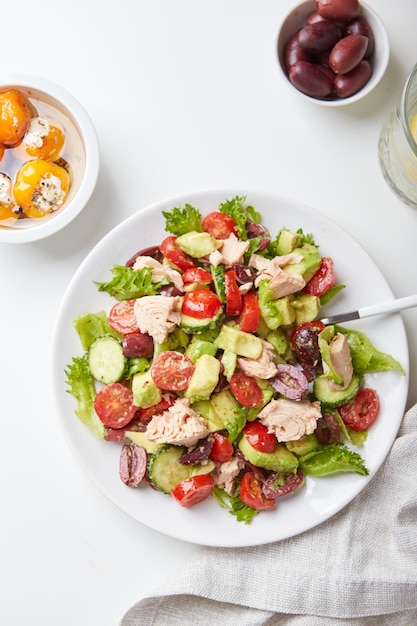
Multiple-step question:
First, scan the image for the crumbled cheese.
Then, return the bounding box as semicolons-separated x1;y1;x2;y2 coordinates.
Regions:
24;117;50;149
32;174;65;213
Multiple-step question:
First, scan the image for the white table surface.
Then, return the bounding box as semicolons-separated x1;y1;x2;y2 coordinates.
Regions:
1;1;417;624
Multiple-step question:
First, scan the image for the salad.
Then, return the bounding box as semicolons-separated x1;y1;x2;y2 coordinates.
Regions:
65;196;405;524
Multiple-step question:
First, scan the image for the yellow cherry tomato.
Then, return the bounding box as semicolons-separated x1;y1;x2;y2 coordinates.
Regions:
0;89;32;147
13;158;70;219
23;117;65;161
0;172;17;220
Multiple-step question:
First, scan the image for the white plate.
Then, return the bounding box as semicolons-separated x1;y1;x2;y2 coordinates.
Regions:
52;189;409;547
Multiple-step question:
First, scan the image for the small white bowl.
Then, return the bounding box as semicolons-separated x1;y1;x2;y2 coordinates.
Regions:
0;74;99;243
277;0;390;106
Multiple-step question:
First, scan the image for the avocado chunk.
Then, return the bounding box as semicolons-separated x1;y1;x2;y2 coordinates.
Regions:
284;243;322;283
210;388;245;442
131;370;162;408
176;231;220;257
215;324;263;359
293;294;320;325
192;399;225;432
276;228;302;255
184;353;220;401
285;433;321;456
125;430;163;454
274;295;296;326
238;434;299;473
185;338;218;363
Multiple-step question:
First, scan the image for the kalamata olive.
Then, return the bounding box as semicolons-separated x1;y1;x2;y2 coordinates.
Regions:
159;284;183;297
179;437;214;465
284;32;311;71
289;61;333;99
291;325;322;367
262;468;304;500
316;0;361;22
125;245;162;267
334;60;371;97
119;443;147;487
315;413;341;445
298;21;342;53
231;263;256;285
329;34;368;74
346;17;374;57
122;332;154;358
269;364;309;400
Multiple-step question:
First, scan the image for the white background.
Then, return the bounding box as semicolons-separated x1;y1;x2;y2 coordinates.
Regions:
1;1;417;625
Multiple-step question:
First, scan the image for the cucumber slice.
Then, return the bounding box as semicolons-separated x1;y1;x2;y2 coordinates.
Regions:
180;310;222;333
211;265;225;302
313;374;360;408
148;445;215;493
88;336;126;384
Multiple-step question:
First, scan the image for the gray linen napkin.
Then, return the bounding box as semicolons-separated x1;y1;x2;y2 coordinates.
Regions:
121;404;417;626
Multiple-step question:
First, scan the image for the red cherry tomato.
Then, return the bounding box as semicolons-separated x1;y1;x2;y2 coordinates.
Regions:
150;350;195;391
237;291;260;333
242;421;277;453
239;471;275;510
182;266;213;284
160;235;195;271
304;257;335;296
181;288;222;319
171;474;214;507
108;299;139;334
202;211;237;239
209;432;234;463
229;372;263;407
94;383;138;429
338;388;379;431
138;392;177;425
224;269;242;316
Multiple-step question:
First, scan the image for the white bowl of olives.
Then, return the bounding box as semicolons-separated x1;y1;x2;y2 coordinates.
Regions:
277;0;389;105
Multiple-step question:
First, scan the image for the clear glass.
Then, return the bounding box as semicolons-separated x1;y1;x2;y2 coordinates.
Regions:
378;63;417;209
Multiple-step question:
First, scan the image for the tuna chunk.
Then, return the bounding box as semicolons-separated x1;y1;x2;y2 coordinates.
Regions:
134;295;181;344
132;255;183;291
324;333;353;391
146;398;209;447
212;456;245;495
209;233;250;267
258;398;322;442
237;339;278;379
249;253;305;299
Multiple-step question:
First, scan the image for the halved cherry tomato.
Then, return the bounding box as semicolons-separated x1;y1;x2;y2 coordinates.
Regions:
159;235;195;271
171;474;214;507
224;269;242;316
237;291;260;333
242;421;277;453
304;257;335;296
181;288;222;319
108;299;139;334
182;266;213;284
338;388;379;431
229;372;263;407
150;350;195;391
94;383;138;429
202;211;237;239
239;471;275;510
138;392;177;425
209;432;234;463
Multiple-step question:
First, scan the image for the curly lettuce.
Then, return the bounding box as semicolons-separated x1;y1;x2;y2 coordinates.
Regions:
65;354;105;439
95;265;168;300
162;203;203;235
219;195;261;240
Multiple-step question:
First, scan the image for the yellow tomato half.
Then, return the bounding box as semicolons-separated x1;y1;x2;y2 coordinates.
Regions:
0;89;32;147
13;159;70;218
24;117;65;161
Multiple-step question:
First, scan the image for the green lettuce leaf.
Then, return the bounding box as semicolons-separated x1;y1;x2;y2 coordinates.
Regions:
95;265;168;300
299;443;368;476
162;204;203;235
65;354;105;439
335;325;406;376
